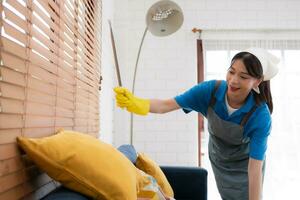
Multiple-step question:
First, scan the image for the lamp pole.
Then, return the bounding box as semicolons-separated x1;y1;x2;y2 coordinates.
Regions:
130;27;148;145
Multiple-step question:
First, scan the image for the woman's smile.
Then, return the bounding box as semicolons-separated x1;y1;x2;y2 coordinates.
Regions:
229;85;240;92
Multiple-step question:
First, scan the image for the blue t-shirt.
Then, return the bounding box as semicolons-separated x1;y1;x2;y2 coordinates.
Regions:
175;80;271;160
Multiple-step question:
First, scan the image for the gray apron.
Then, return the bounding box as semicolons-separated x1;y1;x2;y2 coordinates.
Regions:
207;81;265;200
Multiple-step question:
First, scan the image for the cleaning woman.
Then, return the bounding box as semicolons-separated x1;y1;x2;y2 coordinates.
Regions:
114;48;279;200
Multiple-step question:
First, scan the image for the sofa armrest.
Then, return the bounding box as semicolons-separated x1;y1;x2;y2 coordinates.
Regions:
161;166;207;200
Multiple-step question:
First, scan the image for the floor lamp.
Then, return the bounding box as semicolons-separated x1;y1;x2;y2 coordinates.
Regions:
130;0;184;145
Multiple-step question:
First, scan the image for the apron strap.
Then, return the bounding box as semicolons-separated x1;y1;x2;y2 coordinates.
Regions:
209;80;222;107
240;105;258;126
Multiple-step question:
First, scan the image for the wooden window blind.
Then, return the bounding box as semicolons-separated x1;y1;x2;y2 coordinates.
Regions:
0;0;102;199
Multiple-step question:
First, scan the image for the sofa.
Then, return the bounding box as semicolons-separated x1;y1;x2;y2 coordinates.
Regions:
17;131;208;200
42;166;207;200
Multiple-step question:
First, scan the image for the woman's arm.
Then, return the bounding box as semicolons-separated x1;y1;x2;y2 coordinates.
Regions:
150;99;181;114
248;158;263;200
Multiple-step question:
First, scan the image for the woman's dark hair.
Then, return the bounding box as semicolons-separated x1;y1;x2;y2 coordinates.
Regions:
230;52;273;113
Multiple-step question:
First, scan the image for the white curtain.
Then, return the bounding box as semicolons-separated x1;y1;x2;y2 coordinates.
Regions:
201;34;300;199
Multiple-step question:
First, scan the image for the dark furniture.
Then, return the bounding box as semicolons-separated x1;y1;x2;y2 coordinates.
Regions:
161;166;207;200
43;166;207;200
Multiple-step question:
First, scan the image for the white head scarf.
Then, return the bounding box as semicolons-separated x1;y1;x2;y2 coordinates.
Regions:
244;48;280;81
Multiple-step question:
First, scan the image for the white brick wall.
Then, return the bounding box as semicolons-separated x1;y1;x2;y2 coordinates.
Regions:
99;0;115;144
110;0;300;166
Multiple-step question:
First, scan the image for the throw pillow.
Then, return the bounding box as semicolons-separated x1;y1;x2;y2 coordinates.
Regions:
136;153;174;198
17;130;138;200
137;169;169;200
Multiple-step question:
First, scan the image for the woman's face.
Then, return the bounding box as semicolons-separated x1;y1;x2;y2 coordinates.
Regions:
226;59;261;102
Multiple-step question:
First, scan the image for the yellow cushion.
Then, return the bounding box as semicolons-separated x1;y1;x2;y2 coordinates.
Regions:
136;153;174;197
137;169;170;200
17;130;138;200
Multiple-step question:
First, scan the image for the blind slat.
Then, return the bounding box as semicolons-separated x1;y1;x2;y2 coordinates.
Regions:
28;64;57;85
6;0;27;19
76;72;93;87
31;40;59;65
55;117;73;127
1;52;26;73
0;168;30;193
29;51;57;74
0;82;25;100
56;98;74;110
27;89;56;106
23;127;55;138
57;78;74;93
62;12;95;50
58;67;75;84
24;115;55;128
74;118;88;126
60;43;75;60
0;179;35;200
31;15;59;44
76;93;99;108
45;0;59;16
1;37;26;59
58;57;75;76
57;88;74;101
55;107;74;118
0;97;24;114
73;126;88;133
0;156;24;176
0;129;22;145
59;51;74;67
3;6;27;32
59;26;76;50
26;102;55;116
0;183;30;200
32;27;58;55
0;143;20;160
32;3;59;34
27;76;56;95
3;21;27;45
0;166;50;197
83;0;96;26
74;119;99;127
0;66;25;86
75;102;89;112
74;110;88;118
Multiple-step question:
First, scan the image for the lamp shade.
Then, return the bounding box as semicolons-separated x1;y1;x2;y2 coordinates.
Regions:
146;0;184;37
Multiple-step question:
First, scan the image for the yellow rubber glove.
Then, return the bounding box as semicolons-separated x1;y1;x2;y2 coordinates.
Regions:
114;87;150;115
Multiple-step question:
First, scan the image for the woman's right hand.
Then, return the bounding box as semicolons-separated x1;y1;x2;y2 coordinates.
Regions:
113;87;150;115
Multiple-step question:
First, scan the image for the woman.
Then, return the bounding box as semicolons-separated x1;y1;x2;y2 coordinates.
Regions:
114;48;279;200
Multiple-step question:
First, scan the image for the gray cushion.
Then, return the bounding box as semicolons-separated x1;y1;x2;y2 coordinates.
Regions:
117;144;137;164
